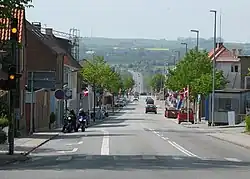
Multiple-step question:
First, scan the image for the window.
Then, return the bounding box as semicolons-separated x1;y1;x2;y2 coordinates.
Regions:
231;65;239;72
234;65;239;72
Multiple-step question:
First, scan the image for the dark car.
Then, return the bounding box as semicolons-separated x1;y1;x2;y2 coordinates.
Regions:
145;104;157;114
146;97;154;105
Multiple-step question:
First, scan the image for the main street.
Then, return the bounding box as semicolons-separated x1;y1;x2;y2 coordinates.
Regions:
1;97;250;179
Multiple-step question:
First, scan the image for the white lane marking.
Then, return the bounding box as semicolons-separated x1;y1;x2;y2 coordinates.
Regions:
101;130;109;155
172;156;184;160
77;141;83;144
224;158;242;162
161;136;169;140
57;148;78;154
168;141;200;158
56;156;73;161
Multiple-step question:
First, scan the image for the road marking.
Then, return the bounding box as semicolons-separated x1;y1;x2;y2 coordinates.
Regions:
172;156;184;160
224;158;242;162
56;156;73;161
101;130;109;155
57;148;78;154
142;155;157;160
77;141;83;144
168;141;200;158
161;137;169;140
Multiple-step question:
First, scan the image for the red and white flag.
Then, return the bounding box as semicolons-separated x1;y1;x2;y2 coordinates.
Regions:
183;87;188;97
83;88;89;97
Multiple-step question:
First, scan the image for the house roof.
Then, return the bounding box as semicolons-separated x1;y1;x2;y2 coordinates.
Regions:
208;43;238;62
0;8;24;43
26;21;81;69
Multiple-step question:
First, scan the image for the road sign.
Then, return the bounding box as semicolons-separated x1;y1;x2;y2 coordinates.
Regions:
55;89;64;100
64;88;72;100
28;71;56;89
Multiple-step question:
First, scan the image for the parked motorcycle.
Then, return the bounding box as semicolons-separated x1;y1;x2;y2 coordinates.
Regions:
62;116;73;133
77;116;87;132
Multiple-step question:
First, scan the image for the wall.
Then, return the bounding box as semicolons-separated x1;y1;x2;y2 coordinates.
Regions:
25;89;50;132
216;60;241;89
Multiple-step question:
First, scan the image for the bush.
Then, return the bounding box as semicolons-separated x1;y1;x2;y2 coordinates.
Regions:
0;116;8;129
0;130;7;144
50;112;56;124
245;115;250;132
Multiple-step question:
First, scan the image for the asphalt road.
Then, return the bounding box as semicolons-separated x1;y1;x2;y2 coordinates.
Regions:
129;70;143;93
1;96;250;179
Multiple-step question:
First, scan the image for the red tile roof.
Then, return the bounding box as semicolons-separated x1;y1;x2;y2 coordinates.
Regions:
0;8;24;43
208;43;236;61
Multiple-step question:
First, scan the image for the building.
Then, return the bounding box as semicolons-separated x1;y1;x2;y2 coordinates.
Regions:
25;21;81;131
0;8;27;134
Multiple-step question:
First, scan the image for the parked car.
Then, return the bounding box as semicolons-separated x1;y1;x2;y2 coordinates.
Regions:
115;100;125;107
145;104;157;114
165;107;178;118
177;108;194;124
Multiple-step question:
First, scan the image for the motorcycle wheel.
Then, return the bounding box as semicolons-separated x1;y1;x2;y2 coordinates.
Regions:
81;126;85;132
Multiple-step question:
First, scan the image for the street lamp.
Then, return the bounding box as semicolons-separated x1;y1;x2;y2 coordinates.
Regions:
181;42;188;54
190;29;199;51
210;9;217;126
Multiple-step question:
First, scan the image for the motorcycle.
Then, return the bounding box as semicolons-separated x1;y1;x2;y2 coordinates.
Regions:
62;116;73;133
77;116;87;132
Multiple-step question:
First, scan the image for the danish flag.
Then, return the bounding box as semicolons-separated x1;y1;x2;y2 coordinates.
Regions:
83;88;89;97
183;87;188;97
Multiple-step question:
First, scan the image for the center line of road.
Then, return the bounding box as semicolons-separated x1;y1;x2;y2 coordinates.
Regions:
101;130;109;155
168;141;200;158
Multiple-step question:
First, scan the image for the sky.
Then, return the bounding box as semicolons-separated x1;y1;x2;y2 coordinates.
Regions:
26;0;250;42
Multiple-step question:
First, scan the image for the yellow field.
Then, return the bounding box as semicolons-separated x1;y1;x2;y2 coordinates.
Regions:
145;48;169;51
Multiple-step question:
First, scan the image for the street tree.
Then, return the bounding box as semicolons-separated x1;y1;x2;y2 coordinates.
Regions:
165;49;227;98
150;73;165;92
122;74;135;93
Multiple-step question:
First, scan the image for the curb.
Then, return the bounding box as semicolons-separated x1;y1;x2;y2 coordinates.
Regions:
0;133;59;166
23;134;59;156
208;134;250;150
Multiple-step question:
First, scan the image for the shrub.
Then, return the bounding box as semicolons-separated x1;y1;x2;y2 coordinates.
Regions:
0;116;8;129
49;112;56;124
0;130;7;144
245;115;250;132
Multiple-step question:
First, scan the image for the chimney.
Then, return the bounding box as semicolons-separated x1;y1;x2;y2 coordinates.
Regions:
216;42;223;48
232;49;236;57
45;28;53;36
238;49;242;56
32;22;41;31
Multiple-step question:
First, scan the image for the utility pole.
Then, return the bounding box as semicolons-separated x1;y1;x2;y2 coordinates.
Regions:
210;10;217;126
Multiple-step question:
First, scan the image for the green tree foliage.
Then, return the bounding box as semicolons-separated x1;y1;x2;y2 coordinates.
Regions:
80;56;122;93
165;49;227;97
0;0;33;18
122;74;135;91
150;73;165;92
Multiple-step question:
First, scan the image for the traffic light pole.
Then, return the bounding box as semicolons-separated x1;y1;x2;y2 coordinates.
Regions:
30;72;34;134
8;42;16;155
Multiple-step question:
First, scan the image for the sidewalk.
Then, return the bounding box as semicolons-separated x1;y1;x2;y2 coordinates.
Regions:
208;132;250;149
0;131;59;166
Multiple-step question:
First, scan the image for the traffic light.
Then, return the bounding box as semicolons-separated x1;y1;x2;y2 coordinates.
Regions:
10;18;18;41
7;65;17;89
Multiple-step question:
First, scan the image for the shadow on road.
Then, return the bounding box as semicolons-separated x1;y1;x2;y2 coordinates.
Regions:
2;154;250;171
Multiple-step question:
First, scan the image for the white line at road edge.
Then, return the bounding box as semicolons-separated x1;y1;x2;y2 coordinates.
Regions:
168;141;200;158
101;130;109;155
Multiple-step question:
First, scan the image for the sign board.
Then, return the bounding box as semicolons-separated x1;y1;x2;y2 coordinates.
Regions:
55;89;64;100
64;88;72;100
28;71;56;89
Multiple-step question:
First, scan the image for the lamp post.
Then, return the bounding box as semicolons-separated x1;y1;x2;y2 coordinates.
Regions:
181;42;188;54
190;29;199;51
210;9;217;126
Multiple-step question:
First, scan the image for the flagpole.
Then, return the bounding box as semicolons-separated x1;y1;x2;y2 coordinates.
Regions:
187;85;190;123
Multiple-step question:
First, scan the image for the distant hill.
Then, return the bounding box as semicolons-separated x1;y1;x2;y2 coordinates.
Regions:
79;37;250;65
